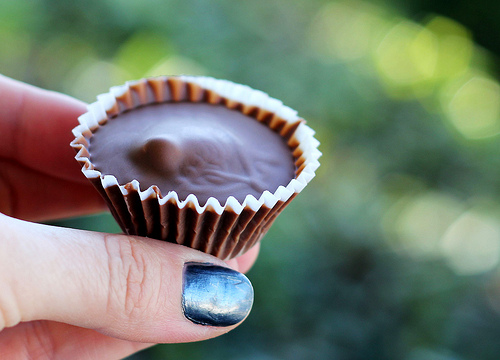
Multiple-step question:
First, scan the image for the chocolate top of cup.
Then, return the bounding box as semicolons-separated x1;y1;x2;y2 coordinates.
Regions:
89;102;296;205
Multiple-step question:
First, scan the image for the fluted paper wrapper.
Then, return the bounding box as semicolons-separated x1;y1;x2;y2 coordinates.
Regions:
71;76;321;259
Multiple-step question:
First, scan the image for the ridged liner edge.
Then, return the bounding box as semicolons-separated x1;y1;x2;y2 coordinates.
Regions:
70;75;321;259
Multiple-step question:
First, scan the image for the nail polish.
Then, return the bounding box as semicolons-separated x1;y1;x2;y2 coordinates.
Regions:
182;262;254;327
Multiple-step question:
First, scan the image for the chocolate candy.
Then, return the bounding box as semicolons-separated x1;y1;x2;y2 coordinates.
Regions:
89;102;295;205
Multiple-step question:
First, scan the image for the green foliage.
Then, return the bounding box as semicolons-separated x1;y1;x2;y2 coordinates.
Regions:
5;0;500;359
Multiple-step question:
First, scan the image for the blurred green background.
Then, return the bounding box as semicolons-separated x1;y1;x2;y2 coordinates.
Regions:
3;0;500;358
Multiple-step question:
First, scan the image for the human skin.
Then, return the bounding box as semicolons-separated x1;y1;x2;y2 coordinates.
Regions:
0;75;259;359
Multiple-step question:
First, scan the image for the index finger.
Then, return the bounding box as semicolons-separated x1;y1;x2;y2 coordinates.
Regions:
0;75;87;182
0;75;106;220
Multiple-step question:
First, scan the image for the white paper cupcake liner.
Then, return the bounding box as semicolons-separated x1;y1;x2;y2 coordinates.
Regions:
71;76;321;259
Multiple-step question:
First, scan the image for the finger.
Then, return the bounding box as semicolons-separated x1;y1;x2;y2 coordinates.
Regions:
0;75;87;182
0;75;106;221
0;321;153;360
0;159;106;222
0;215;254;344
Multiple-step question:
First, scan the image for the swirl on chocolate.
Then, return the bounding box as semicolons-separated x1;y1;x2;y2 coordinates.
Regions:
89;102;295;205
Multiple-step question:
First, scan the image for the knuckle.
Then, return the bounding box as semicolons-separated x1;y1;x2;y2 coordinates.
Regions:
103;235;162;319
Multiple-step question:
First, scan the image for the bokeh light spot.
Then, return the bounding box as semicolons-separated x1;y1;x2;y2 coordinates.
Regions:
446;76;500;139
308;1;386;62
441;211;500;275
114;31;171;80
375;21;438;89
424;16;473;80
384;191;464;257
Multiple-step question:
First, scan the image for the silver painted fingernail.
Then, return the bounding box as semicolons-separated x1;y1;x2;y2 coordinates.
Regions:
182;262;254;327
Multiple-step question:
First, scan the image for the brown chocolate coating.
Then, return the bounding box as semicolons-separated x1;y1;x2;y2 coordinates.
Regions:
89;102;295;205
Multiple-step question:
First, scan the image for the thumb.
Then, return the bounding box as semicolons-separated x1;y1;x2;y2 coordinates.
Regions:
0;214;254;343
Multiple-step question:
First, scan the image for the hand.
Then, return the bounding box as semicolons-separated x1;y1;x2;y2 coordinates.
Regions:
0;75;259;359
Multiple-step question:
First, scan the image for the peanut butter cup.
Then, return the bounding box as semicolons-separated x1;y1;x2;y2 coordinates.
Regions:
71;76;321;259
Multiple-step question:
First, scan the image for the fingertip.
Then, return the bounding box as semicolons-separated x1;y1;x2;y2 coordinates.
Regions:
4;221;254;344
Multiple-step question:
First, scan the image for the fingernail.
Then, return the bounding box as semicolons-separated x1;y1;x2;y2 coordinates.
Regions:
182;262;254;327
